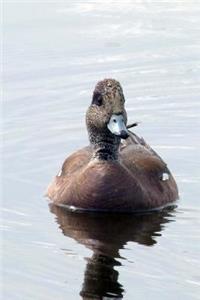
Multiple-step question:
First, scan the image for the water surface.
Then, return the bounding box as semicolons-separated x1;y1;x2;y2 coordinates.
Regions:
2;1;200;299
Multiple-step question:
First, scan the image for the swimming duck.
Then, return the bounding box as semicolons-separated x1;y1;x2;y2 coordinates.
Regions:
47;79;178;211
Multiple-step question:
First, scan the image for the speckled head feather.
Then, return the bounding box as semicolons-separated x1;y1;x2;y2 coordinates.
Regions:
86;79;128;160
92;78;125;112
93;78;124;98
87;79;127;129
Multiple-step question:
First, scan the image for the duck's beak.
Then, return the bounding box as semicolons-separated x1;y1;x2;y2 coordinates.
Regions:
107;114;129;139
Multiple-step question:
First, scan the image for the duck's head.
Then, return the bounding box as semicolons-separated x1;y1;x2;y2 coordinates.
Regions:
86;79;129;140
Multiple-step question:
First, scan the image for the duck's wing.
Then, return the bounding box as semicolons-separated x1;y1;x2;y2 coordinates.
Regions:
120;130;178;203
60;146;92;177
120;130;162;159
46;146;92;201
120;130;173;183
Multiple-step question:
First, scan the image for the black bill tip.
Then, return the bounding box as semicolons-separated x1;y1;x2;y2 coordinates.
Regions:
120;130;129;139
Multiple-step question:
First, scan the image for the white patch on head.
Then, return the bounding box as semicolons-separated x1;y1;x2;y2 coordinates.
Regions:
162;173;170;181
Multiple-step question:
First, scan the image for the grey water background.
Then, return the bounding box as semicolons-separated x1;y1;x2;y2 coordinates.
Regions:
2;1;200;299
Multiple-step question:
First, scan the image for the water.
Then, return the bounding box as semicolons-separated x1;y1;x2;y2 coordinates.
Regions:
2;1;200;299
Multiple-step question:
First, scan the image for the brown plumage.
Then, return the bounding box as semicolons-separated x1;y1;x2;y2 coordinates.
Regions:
46;79;178;212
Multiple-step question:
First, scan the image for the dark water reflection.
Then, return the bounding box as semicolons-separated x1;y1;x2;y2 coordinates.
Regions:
50;204;175;299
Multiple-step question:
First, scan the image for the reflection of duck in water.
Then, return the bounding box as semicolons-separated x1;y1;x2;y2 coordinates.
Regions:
50;204;176;299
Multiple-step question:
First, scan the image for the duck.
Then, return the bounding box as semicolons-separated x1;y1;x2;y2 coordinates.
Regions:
46;78;178;212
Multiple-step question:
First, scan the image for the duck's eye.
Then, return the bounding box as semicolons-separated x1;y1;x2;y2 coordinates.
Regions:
92;92;103;106
121;95;125;103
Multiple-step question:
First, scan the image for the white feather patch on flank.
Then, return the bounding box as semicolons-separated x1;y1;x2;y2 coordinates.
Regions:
162;173;170;181
57;169;62;177
69;206;76;212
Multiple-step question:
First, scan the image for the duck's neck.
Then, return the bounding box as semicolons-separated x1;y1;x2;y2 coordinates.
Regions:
88;128;121;161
